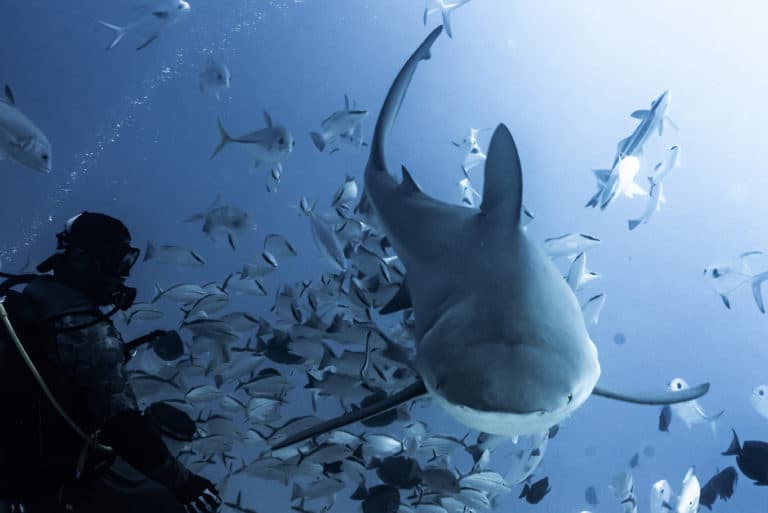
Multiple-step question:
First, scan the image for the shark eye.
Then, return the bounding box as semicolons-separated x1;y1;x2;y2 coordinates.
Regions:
279;137;285;145
42;153;49;161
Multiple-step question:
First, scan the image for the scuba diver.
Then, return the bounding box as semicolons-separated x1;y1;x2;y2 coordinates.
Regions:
0;212;221;513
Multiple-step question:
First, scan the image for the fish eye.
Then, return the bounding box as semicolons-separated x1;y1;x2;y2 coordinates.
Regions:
279;137;285;145
178;4;184;8
761;390;765;396
676;382;682;389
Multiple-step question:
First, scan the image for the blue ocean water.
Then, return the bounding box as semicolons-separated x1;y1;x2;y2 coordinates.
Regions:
2;1;767;512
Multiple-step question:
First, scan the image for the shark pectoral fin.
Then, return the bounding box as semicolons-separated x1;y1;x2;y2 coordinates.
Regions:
269;381;428;450
592;382;710;405
631;109;650;120
380;278;412;314
481;124;523;226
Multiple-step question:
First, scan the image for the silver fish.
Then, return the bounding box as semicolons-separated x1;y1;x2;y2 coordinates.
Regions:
0;85;52;173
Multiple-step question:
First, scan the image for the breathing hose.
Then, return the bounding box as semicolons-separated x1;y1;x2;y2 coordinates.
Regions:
0;298;113;454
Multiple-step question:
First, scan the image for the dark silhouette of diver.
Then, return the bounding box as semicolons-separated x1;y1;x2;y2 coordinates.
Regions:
0;212;221;513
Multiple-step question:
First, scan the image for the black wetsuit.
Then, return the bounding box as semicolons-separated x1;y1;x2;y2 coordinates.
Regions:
1;277;191;512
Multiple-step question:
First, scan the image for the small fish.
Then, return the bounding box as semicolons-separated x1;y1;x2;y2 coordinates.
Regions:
628;179;663;231
651;145;681;185
658;405;672;432
584;485;598;505
703;251;765;309
222;273;268;296
185;384;222;403
184;198;255;249
457;177;481;207
722;429;768;485
0;85;52;173
290;479;345;503
566;252;600;291
422;0;473;38
751;384;768;419
199;57;231;101
264;233;298;258
610;471;637;513
650;479;673;513
151;282;207;304
311;95;368;153
613;332;627;345
699;466;737;511
518;476;550;504
211;111;295;168
543;233;600;260
581;293;606;326
144;242;205;265
676;467;700;513
96;0;191;51
301;200;347;272
359;485;400;513
332;175;359;209
459;471;511;496
668;377;724;434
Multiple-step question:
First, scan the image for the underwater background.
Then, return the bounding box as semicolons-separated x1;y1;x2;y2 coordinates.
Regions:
3;1;768;512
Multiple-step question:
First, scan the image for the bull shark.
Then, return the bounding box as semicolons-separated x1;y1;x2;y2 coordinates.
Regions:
271;27;709;450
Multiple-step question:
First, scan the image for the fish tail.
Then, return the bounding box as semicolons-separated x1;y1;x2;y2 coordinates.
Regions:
627;219;641;231
144;241;156;262
310;132;326;152
96;19;127;50
290;483;302;502
722;429;741;456
151;282;163;303
518;484;530;499
211;118;232;159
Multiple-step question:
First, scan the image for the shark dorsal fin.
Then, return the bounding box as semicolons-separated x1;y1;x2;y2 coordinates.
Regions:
264;110;273;128
400;165;422;194
481;124;523;226
3;85;15;106
344;94;350;111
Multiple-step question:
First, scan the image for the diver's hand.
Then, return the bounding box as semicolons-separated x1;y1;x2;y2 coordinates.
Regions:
174;474;222;513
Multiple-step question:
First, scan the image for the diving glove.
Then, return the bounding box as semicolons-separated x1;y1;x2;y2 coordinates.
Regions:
174;474;221;513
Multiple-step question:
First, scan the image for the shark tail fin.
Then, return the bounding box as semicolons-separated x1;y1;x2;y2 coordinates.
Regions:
591;382;710;405
96;20;127;50
269;381;428;450
627;219;641;231
310;132;326;152
722;429;741;456
211;119;232;160
751;272;768;313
